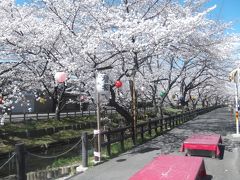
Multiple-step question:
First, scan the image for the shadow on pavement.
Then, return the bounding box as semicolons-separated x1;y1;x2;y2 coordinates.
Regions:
128;133;186;155
116;159;126;162
136;147;160;153
203;175;213;180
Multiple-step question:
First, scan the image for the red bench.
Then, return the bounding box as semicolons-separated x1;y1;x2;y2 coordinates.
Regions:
180;134;222;158
129;155;206;180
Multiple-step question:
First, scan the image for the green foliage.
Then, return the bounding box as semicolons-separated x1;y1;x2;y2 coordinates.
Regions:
1;115;96;132
50;156;82;168
145;111;157;118
0;140;13;153
0;106;182;155
52;130;82;140
0;128;93;154
163;107;182;115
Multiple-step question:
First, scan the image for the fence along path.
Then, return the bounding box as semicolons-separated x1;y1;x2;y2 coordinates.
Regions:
101;106;218;156
3;108;117;123
0;106;219;180
3;106;154;123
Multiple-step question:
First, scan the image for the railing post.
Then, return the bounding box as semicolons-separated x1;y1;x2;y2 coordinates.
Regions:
82;132;88;168
141;124;144;142
23;113;26;123
172;116;175;127
107;128;111;156
148;119;152;137
9;112;12;123
154;121;158;135
175;116;178;126
15;143;26;180
93;132;100;162
180;114;183;124
165;119;168;130
120;130;124;151
159;118;163;133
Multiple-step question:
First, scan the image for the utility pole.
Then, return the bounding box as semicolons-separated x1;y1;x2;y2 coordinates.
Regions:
95;90;101;162
94;72;109;162
235;70;239;135
132;75;137;145
229;68;240;137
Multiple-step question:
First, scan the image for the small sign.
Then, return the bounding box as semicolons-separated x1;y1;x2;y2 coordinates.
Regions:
96;73;109;93
94;129;100;135
94;151;100;157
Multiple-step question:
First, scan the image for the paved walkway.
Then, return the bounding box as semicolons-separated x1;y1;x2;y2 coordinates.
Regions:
69;107;240;180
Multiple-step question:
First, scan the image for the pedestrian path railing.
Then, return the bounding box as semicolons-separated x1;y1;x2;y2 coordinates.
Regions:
100;106;220;156
0;106;221;180
0;153;16;171
4;108;117;123
0;135;85;180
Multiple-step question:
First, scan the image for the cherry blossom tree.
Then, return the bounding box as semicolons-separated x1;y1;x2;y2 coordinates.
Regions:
0;0;238;126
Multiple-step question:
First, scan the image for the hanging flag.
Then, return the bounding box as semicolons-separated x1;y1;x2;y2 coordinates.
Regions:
229;68;239;83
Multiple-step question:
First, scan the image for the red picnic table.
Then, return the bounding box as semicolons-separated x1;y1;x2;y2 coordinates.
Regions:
129;155;207;180
180;134;222;158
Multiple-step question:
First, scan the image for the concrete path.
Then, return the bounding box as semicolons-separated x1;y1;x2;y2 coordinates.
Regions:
69;107;240;180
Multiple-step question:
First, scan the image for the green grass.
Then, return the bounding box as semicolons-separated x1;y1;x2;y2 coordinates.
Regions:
1;115;97;132
0;112;188;171
31;122;180;170
50;156;82;168
0;129;93;154
0;140;13;153
163;107;182;115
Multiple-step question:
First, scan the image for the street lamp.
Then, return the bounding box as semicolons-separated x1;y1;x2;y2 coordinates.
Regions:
229;68;240;137
0;94;4;126
94;73;109;163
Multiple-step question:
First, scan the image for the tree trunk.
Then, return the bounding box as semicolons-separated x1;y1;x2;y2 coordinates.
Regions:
109;85;132;125
54;84;66;120
52;98;57;113
55;106;60;120
152;98;158;115
192;103;197;110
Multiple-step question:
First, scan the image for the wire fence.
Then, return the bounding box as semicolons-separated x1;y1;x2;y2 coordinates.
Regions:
26;138;82;159
0;153;16;171
0;136;87;179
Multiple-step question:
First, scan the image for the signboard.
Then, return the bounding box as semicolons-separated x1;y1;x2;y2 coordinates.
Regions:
229;68;239;83
96;73;109;93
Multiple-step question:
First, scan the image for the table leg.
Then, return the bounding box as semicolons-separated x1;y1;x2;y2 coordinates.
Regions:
211;151;216;158
186;149;192;156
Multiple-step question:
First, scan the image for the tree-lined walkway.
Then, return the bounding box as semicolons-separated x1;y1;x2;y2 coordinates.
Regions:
69;107;240;180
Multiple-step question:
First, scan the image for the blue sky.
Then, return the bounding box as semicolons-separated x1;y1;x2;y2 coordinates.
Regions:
16;0;31;4
205;0;240;33
16;0;240;33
